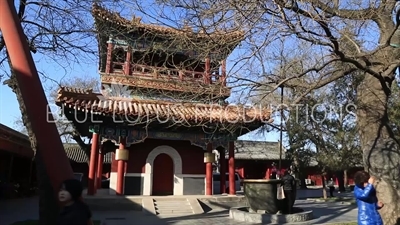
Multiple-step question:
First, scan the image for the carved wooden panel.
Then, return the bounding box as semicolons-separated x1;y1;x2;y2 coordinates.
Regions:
100;75;231;97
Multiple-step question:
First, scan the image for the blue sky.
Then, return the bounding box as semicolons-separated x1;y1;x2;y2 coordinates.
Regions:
0;53;97;132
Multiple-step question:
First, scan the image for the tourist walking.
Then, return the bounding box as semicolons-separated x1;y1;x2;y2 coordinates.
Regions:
281;169;296;214
354;171;383;225
327;178;335;197
58;179;93;225
270;162;277;179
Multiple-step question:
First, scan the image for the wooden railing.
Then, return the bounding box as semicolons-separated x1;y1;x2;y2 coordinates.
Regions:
109;61;225;85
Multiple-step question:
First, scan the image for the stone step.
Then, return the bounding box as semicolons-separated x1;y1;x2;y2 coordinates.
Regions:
152;198;204;216
155;205;190;208
156;208;194;212
155;208;193;211
155;204;192;208
154;202;191;207
156;209;194;214
153;198;188;201
155;204;192;211
153;199;194;215
158;213;197;218
154;200;190;204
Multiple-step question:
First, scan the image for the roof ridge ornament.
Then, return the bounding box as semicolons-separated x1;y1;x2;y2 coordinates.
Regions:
58;86;93;94
131;15;141;24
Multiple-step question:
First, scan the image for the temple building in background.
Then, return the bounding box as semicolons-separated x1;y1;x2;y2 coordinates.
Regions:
55;4;272;196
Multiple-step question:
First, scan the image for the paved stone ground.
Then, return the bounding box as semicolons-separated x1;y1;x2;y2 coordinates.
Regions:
23;201;356;225
85;187;352;199
0;189;357;225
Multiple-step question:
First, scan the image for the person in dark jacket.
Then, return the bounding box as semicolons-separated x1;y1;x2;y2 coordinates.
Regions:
270;162;277;179
58;179;93;225
353;171;383;225
281;169;296;214
327;178;335;197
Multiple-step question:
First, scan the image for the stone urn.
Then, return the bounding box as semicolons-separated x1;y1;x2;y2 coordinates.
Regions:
243;179;282;214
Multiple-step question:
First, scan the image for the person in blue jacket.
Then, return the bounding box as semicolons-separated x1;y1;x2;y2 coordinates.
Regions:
354;171;384;225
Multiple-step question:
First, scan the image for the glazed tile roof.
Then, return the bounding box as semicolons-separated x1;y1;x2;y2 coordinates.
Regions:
227;140;287;160
0;124;32;157
92;4;244;40
64;143;112;164
56;87;272;125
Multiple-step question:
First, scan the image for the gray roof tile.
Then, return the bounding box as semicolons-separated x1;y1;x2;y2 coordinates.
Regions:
225;140;286;160
63;144;112;164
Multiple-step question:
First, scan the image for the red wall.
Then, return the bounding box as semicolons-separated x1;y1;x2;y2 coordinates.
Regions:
221;159;364;186
231;159;292;179
305;166;364;186
346;167;364;185
111;138;205;175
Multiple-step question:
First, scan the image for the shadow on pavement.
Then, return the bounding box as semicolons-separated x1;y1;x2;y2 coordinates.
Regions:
0;189;358;225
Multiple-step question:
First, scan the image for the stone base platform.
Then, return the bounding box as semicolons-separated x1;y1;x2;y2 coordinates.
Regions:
229;207;313;224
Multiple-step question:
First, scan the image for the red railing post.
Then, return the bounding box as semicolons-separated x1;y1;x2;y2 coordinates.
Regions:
124;47;132;75
105;37;114;74
220;59;227;86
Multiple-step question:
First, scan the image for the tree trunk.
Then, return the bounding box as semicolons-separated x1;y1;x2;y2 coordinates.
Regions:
336;171;345;192
357;74;400;225
321;175;327;199
292;153;307;189
6;74;59;224
343;170;348;188
299;172;308;189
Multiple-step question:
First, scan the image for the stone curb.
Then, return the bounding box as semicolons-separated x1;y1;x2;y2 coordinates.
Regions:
303;198;354;202
319;221;357;225
305;198;355;204
229;207;313;224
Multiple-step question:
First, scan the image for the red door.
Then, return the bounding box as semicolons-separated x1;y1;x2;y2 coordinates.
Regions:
152;153;174;195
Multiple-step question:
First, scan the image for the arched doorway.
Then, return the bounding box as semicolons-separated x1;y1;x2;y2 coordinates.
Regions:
152;153;174;195
144;145;183;196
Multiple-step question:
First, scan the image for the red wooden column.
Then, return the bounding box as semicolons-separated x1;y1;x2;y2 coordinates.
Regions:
105;37;114;74
228;141;236;195
87;132;100;195
219;147;226;194
116;136;128;195
205;143;213;195
124;47;132;75
96;145;104;189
